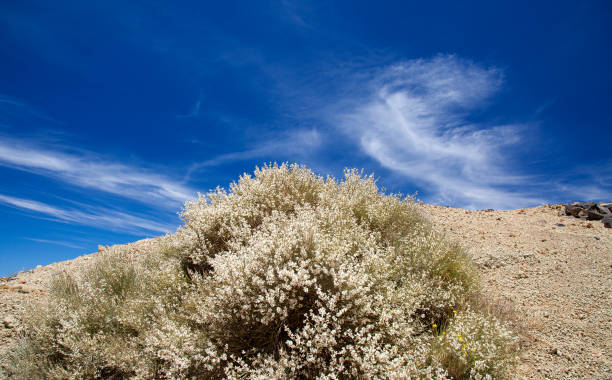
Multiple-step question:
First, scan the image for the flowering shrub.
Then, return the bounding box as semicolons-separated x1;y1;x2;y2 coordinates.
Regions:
430;304;518;380
4;163;518;379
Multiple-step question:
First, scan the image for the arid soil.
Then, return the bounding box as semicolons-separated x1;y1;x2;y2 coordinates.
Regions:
1;205;610;379
422;204;611;379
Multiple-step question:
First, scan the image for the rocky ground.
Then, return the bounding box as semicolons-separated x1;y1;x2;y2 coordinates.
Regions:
1;205;610;379
422;204;611;379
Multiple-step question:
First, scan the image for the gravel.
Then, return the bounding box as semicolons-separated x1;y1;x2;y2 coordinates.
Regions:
422;204;611;379
1;206;610;379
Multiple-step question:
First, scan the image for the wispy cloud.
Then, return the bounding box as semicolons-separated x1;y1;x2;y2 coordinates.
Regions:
0;194;173;234
184;128;322;180
335;55;546;209
0;94;62;126
542;162;612;203
0;139;195;209
23;237;85;249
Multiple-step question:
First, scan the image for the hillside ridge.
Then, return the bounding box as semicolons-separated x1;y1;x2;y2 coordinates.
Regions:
1;204;610;379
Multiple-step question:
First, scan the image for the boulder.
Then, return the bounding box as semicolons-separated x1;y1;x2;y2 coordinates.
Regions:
597;205;612;215
565;205;582;217
603;217;612;228
586;209;605;220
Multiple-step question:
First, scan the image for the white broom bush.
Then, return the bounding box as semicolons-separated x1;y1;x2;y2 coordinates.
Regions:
4;163;518;379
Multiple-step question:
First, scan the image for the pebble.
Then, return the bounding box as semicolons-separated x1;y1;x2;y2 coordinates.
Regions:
2;316;18;329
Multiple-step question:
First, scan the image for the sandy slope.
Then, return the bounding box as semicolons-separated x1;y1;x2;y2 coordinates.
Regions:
1;205;610;379
422;204;611;379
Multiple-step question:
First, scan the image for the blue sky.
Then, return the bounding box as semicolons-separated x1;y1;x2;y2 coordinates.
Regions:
1;0;611;275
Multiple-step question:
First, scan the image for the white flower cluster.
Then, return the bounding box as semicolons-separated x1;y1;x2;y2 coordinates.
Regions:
4;163;518;379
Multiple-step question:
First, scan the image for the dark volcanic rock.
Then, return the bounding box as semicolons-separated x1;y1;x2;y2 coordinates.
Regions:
563;202;612;227
565;205;581;217
586;209;605;221
596;205;612;215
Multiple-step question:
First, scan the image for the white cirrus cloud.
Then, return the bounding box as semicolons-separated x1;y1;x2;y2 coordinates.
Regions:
0;138;195;209
336;54;546;209
184;128;322;181
23;237;86;250
0;193;173;234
